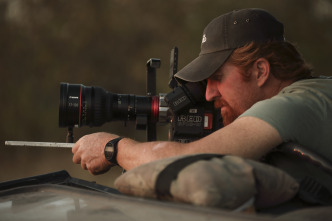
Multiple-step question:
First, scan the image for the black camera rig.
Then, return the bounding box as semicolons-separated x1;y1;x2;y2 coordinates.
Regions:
59;47;222;143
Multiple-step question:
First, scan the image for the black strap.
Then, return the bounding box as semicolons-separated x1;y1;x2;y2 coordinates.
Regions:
298;176;332;205
274;142;332;176
155;154;224;199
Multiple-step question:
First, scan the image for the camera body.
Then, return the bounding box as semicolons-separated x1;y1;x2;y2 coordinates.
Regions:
59;48;222;142
163;81;222;142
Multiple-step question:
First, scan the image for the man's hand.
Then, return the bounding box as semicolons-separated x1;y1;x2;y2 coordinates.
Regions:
72;132;119;175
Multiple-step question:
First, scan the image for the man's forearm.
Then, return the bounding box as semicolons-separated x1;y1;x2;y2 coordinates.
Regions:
72;116;282;174
116;138;186;170
116;116;283;171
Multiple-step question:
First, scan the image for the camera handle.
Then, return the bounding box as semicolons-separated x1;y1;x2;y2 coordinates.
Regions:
168;47;178;89
146;58;161;141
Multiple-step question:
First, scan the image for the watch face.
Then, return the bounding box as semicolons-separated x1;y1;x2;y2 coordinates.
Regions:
104;145;114;161
104;137;122;165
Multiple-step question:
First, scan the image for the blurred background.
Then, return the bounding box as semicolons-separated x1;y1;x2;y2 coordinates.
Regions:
1;0;331;187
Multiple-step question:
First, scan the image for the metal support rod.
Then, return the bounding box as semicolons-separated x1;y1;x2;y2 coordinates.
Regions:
146;58;161;141
66;127;74;143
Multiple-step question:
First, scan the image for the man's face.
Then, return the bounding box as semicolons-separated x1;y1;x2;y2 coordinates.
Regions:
205;62;261;126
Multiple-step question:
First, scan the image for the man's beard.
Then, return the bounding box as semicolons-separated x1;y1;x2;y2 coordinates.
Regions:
214;99;242;126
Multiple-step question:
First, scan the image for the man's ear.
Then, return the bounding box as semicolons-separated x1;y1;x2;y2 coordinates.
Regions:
253;58;270;87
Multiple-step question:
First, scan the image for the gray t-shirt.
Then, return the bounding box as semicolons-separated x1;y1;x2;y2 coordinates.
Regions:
240;77;332;161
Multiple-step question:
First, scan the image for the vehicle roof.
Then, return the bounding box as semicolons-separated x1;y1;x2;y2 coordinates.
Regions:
0;170;330;221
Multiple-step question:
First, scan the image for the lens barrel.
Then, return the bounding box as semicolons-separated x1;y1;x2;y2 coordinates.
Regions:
59;83;158;128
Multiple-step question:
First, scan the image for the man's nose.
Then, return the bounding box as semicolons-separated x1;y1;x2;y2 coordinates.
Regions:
205;79;220;101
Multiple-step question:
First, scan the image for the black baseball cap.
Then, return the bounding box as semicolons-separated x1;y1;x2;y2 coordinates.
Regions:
175;8;285;82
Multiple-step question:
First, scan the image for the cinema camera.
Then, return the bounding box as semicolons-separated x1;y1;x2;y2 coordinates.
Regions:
59;48;222;143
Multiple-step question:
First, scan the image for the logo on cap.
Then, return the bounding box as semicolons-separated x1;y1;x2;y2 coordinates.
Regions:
202;34;207;43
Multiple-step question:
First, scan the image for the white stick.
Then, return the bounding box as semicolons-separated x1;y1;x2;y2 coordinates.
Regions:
5;141;74;149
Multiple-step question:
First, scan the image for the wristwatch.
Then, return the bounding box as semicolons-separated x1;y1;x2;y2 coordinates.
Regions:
104;137;123;165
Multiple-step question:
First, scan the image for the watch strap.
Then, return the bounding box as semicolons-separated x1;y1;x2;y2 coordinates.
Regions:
104;137;123;165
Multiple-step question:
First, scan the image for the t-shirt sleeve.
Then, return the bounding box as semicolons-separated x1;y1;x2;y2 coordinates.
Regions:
239;90;327;145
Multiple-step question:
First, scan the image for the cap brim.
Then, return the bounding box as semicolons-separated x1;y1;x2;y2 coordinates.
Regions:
175;49;234;82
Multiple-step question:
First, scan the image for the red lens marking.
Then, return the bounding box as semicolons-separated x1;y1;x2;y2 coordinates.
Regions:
151;96;159;122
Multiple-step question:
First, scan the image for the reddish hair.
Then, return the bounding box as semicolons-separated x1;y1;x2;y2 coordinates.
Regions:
227;41;313;81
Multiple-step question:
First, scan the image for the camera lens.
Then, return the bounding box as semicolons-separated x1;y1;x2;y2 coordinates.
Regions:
59;83;159;127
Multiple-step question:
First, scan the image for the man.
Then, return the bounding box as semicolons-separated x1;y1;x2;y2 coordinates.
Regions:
72;8;332;175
